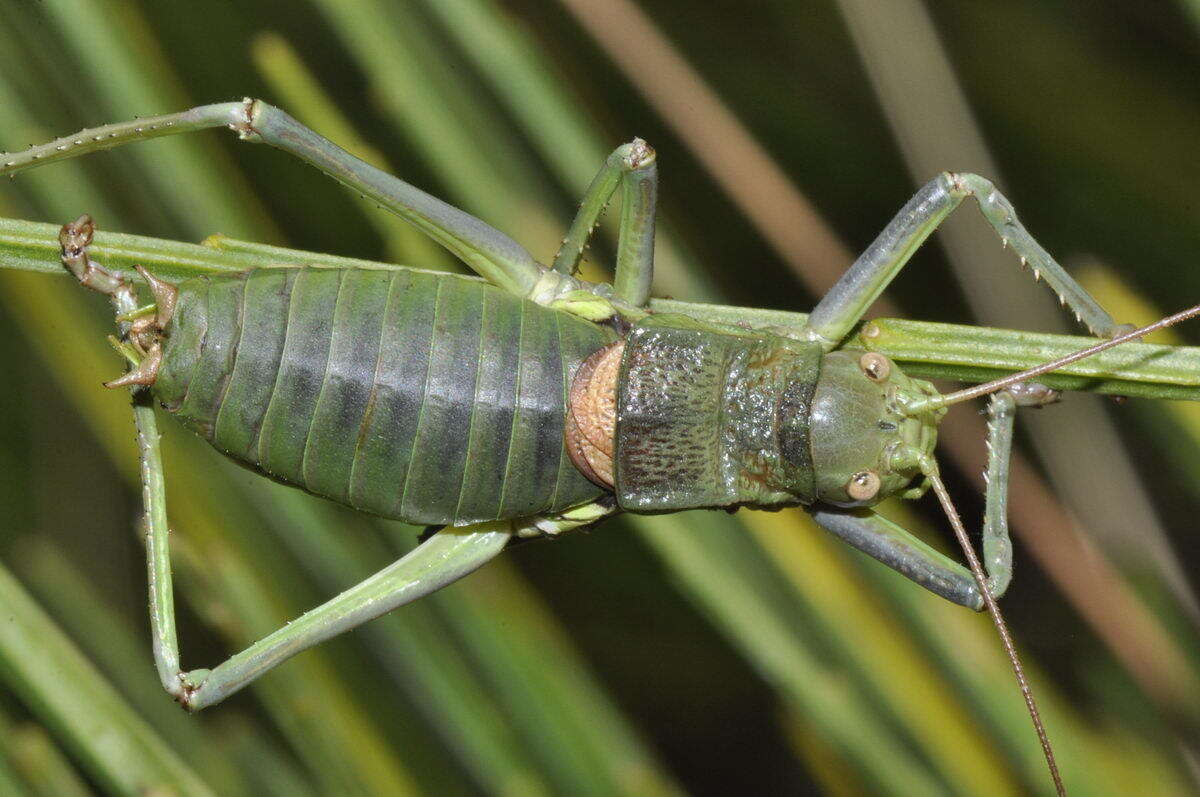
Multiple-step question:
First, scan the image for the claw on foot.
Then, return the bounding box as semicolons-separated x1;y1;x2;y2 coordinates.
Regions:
60;214;127;298
104;343;163;388
1003;381;1060;408
1108;321;1141;343
137;265;178;329
61;214;175;389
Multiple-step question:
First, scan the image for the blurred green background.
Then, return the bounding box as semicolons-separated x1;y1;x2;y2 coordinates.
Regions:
1;0;1199;794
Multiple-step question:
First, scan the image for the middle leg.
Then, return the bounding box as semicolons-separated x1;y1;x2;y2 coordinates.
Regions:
552;139;658;308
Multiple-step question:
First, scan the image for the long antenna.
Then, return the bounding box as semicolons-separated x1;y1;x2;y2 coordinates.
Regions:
899;302;1200;794
916;301;1200;411
922;459;1066;796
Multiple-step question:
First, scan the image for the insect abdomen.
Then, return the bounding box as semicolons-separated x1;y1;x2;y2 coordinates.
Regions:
153;267;610;525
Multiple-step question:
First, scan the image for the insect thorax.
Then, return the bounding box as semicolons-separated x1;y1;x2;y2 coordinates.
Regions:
609;315;940;513
612;315;822;512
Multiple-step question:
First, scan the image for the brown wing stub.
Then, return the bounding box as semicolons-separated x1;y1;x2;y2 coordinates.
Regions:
566;341;623;489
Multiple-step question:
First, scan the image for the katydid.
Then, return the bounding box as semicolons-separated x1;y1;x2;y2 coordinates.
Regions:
6;99;1199;794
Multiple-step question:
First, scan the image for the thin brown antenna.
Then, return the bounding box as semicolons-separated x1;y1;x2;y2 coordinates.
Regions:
917;301;1200;411
922;459;1067;796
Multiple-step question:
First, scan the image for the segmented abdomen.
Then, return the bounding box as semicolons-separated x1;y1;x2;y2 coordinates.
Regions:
153;267;610;526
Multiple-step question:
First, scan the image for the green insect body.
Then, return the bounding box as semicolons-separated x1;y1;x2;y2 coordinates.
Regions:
15;103;1193;783
153;266;611;526
149;265;943;530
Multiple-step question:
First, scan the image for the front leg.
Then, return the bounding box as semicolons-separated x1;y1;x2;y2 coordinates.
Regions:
977;382;1061;599
809;382;1055;608
809;507;985;609
802;172;1127;348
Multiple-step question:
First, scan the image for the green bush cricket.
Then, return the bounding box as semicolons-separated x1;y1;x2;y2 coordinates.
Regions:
6;99;1200;794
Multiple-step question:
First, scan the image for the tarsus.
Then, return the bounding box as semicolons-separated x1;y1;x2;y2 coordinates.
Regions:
924;302;1200;411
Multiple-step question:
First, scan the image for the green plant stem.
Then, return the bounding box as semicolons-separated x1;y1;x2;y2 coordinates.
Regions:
4;215;1196;400
0;564;213;796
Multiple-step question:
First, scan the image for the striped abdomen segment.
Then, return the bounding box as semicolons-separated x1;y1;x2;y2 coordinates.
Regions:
153;267;611;525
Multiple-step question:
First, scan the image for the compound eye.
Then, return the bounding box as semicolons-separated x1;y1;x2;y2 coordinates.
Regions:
859;352;891;382
846;470;882;501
